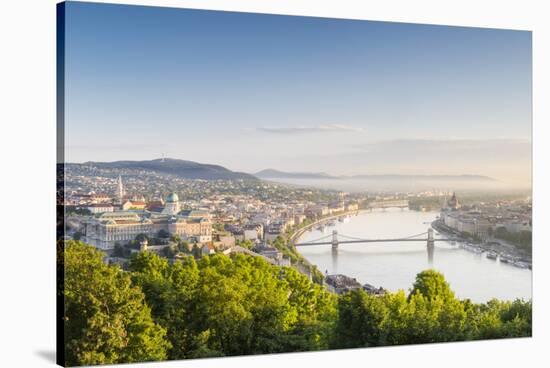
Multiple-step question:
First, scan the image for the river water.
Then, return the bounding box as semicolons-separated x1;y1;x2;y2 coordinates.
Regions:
297;209;532;303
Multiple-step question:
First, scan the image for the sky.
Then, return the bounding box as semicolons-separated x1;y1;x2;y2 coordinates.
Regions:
63;1;532;185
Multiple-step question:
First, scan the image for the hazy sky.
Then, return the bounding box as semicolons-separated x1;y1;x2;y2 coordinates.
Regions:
63;2;532;184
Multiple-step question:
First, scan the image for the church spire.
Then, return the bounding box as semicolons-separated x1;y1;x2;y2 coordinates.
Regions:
118;175;125;203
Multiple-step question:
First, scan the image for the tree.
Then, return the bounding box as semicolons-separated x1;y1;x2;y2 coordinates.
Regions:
162;245;176;258
127;252;336;358
409;269;456;302
178;240;191;253
158;229;170;239
112;243;125;257
331;270;531;349
61;240;532;363
72;231;83;241
62;241;170;366
128;252;204;359
135;233;149;243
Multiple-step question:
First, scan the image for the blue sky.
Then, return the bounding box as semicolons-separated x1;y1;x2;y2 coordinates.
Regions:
63;1;531;184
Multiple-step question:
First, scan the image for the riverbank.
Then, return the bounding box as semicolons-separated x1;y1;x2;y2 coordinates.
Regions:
431;219;532;270
286;210;361;284
289;210;361;245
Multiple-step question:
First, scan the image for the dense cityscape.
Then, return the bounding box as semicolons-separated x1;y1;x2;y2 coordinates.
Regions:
61;161;532;292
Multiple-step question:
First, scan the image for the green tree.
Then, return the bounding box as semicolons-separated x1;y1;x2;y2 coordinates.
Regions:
162;245;176;258
128;251;202;359
62;241;170;366
112;243;125;257
158;229;170;239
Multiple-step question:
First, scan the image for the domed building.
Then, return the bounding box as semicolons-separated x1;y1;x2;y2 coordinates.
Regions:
83;191;212;250
162;192;180;215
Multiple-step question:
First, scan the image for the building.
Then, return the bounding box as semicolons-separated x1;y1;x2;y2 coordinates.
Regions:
122;200;147;211
162;192;180;215
294;214;306;225
324;274;362;294
146;199;165;212
328;201;345;214
362;283;385;295
84;212;154;250
90;193;112;204
447;192;460;210
244;223;264;241
213;233;236;249
201;243;216;256
440;210;491;239
85;203;115;214
306;205;329;218
83;193;212;250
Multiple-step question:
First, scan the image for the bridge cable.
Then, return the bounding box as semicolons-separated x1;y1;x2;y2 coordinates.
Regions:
296;233;333;244
336;231;428;242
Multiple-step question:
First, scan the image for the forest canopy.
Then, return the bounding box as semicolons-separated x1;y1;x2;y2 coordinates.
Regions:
61;241;531;366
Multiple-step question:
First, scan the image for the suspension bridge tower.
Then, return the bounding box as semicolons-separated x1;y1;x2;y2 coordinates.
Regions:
332;230;339;250
427;228;434;264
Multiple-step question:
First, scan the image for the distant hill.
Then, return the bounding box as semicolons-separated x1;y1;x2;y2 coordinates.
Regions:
76;159;258;180
255;169;337;179
349;174;497;181
255;169;495;182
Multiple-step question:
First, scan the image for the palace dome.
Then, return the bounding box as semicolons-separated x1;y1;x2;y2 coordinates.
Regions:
166;192;179;203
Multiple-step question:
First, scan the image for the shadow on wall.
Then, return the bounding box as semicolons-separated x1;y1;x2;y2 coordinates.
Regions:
34;350;56;364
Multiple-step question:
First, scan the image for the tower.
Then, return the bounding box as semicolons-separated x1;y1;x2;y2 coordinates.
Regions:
332;230;339;250
447;192;460;210
117;175;125;204
427;228;434;264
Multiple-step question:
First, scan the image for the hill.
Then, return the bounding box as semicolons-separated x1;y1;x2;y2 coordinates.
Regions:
78;158;258;180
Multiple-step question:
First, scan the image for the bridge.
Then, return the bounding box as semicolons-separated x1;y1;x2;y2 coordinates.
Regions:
366;199;409;209
294;228;458;263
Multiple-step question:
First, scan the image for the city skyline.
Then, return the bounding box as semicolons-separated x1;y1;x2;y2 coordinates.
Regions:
64;2;531;185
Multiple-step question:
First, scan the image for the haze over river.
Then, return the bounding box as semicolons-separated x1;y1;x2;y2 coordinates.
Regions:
297;209;532;303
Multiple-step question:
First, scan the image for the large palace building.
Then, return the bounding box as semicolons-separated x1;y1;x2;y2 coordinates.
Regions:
83;192;212;250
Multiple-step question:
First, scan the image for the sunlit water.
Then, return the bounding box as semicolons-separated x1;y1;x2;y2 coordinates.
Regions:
297;209;532;303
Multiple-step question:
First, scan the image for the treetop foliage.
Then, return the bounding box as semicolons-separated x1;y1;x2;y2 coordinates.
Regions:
61;241;531;366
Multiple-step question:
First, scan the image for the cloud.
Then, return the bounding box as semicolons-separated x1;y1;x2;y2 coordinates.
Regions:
258;124;363;134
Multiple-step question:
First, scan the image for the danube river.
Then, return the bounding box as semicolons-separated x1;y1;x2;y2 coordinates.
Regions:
297;209;532;303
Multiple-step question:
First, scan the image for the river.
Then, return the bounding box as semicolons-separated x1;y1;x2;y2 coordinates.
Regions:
296;208;532;303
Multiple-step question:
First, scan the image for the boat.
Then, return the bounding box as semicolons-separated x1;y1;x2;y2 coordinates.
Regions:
513;261;531;269
500;256;513;264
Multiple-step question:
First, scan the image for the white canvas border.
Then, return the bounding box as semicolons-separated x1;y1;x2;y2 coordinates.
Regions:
0;0;547;367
